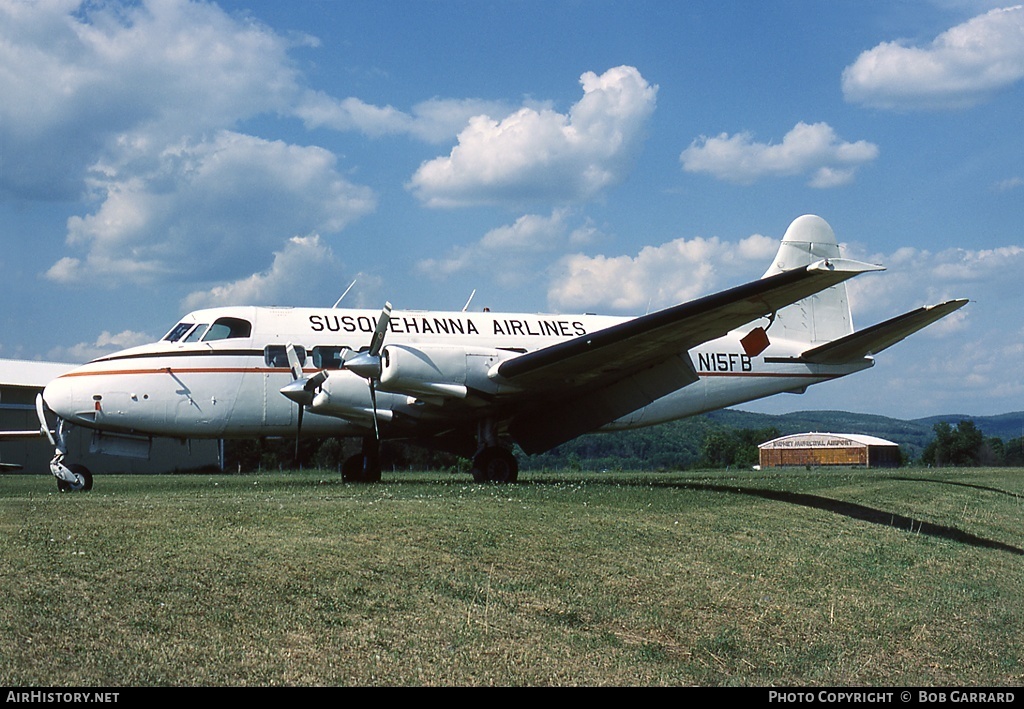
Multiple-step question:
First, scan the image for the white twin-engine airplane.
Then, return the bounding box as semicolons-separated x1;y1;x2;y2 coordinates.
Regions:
36;215;965;490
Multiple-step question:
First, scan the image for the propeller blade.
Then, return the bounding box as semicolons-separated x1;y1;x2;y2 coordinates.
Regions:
285;342;304;380
306;370;328;393
368;379;385;440
368;302;392;358
368;380;380;440
295;405;304;462
283;342;316;464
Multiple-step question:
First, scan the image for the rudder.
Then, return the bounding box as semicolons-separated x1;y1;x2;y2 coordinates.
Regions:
761;215;855;344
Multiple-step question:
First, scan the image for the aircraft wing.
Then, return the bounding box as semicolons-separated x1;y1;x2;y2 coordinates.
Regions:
497;258;883;452
799;299;968;364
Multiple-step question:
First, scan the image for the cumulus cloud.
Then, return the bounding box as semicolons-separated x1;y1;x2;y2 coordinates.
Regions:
0;0;383;290
842;243;1024;331
47;329;153;364
548;233;778;313
842;5;1024;109
417;209;586;288
680;122;879;187
739;235;1023;418
0;0;307;200
182;234;348;310
296;93;519;143
548;228;1024;321
408;66;658;207
46;131;375;286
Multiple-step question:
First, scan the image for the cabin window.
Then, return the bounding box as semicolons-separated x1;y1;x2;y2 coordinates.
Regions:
264;345;306;368
312;346;351;370
203;317;252;341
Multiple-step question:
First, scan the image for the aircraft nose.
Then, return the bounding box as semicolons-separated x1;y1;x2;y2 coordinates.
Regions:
42;376;76;420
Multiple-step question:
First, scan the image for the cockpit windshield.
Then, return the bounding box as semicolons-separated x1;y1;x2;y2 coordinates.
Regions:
163;323;194;342
162;316;252;343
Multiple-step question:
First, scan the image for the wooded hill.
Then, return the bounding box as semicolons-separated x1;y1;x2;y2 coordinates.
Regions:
520;409;1024;471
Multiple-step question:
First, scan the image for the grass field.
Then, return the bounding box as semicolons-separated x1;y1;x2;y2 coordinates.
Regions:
1;467;1022;686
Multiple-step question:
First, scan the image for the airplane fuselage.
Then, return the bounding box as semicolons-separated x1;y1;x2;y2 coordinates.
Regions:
42;305;871;443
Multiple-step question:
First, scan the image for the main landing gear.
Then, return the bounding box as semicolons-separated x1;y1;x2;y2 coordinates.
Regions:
471;446;519;483
342;436;382;483
469;416;519;483
340;422;520;484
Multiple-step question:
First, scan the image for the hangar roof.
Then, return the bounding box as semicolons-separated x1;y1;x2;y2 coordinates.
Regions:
759;432;899;450
0;359;78;390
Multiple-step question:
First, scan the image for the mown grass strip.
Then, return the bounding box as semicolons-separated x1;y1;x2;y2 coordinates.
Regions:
1;467;1021;686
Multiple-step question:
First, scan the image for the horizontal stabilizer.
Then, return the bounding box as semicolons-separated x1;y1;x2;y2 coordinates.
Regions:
800;299;968;364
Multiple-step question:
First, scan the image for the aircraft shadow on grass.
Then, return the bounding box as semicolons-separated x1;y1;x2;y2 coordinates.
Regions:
657;481;1024;556
890;476;1024;501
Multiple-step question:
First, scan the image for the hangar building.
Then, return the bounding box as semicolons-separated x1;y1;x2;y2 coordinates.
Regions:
1;359;219;476
758;432;901;468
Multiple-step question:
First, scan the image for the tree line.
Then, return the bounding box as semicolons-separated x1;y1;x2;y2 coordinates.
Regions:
222;416;1024;473
921;419;1024;467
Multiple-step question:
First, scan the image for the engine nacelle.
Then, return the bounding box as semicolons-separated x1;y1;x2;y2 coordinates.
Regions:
379;344;516;400
309;371;395;424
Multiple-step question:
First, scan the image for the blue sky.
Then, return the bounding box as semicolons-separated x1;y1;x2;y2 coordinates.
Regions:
1;0;1021;419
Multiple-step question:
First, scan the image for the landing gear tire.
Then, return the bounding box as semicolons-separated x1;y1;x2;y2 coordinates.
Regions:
471;447;518;483
57;464;93;493
341;453;381;483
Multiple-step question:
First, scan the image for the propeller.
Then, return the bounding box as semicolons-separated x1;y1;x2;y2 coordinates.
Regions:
280;343;328;460
278;302;392;446
340;302;392;439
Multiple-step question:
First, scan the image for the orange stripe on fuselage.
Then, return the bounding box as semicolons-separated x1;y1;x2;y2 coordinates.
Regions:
698;371;842;379
57;367;312;378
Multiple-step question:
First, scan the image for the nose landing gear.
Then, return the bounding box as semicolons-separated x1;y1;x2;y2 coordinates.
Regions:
37;393;93;493
55;462;93;492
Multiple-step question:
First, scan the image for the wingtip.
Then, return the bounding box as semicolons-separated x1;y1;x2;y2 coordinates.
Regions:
928;298;970;312
806;257;886;274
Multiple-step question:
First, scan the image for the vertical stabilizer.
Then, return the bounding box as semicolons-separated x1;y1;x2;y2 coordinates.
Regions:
761;215;854;344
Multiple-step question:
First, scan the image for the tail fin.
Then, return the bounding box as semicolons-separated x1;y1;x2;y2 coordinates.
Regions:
761;215;858;344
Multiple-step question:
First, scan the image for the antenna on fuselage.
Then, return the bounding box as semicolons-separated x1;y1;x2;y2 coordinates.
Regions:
462;289;477;312
332;279;357;308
